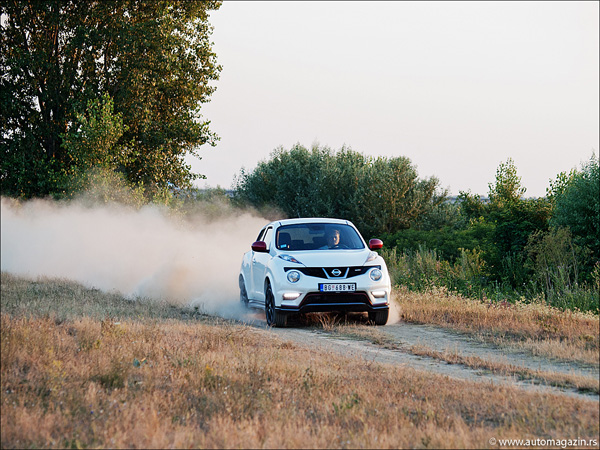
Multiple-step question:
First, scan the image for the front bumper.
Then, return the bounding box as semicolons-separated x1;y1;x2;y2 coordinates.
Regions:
276;290;389;315
269;262;391;315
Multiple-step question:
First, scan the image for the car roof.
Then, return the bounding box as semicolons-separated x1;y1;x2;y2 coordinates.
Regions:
271;217;351;228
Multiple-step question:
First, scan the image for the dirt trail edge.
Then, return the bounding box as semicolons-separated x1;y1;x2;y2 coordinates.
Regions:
239;314;599;402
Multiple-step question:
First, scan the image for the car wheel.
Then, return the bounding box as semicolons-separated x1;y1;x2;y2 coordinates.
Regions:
368;309;389;326
265;283;287;327
239;276;249;308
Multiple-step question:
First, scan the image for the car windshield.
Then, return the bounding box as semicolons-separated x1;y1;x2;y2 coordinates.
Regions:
276;223;365;251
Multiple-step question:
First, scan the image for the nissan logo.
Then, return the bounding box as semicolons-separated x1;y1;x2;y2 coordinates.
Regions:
331;268;342;277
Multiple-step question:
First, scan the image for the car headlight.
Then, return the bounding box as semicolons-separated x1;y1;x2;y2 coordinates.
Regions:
287;270;301;283
369;268;383;282
365;251;378;263
279;254;303;264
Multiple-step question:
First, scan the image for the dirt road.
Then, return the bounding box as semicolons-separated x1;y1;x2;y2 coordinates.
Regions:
238;312;599;402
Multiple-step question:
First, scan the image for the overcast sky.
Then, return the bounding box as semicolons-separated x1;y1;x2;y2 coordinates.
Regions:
189;1;599;198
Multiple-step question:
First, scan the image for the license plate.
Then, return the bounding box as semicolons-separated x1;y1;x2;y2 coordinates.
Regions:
319;283;356;292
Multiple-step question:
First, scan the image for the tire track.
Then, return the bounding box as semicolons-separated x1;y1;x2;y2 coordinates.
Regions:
239;312;599;402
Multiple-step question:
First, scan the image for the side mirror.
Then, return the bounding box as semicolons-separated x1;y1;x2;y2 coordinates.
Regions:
369;239;383;250
251;241;268;252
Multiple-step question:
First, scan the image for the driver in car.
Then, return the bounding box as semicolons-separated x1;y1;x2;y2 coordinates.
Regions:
321;228;342;249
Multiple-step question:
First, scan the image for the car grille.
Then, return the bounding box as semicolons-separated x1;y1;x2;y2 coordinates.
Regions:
301;292;372;306
284;266;380;279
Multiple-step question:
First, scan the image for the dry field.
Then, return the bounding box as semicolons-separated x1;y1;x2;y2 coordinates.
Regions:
1;273;599;449
397;287;599;366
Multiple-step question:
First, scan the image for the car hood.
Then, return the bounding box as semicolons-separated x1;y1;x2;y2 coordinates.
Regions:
281;249;376;267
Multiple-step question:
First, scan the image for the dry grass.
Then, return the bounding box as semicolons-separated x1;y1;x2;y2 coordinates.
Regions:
2;314;599;449
408;344;600;395
0;272;201;322
2;273;599;448
397;287;600;366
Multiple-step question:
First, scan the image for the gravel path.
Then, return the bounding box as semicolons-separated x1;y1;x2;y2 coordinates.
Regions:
238;311;599;402
379;322;599;380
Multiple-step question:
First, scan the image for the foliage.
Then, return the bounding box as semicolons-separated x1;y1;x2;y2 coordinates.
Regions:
488;157;526;206
233;144;445;237
61;94;128;172
487;197;552;286
546;168;577;205
525;227;598;312
1;0;221;199
383;219;495;263
383;157;597;313
58;94;129;196
382;243;598;313
383;246;487;300
72;167;147;209
455;159;552;286
550;154;600;268
456;191;486;220
410;199;465;231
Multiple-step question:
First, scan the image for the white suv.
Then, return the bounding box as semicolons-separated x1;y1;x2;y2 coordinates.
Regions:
239;218;391;327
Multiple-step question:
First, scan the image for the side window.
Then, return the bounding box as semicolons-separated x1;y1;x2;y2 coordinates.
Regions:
256;228;266;242
262;227;274;250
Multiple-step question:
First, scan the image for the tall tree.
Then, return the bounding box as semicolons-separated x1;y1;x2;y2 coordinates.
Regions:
1;0;221;198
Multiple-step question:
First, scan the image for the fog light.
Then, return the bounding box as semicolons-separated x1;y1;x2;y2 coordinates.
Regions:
283;292;301;300
287;270;301;283
369;268;383;282
371;290;386;298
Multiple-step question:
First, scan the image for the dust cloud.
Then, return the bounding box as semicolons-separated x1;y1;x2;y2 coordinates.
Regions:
1;197;401;326
0;197;269;319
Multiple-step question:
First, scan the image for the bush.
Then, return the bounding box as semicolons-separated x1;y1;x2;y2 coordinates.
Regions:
525;227;598;312
381;246;487;299
383;219;495;263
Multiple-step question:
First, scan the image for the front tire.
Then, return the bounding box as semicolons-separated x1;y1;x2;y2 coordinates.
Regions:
368;309;389;326
265;283;287;327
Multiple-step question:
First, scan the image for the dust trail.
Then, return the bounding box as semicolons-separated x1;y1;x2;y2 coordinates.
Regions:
387;291;401;325
0;197;269;319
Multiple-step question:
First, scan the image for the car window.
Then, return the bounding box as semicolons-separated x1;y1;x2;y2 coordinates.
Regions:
262;227;274;250
276;223;365;251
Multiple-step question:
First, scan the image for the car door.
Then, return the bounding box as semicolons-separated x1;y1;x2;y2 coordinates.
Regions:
251;226;273;301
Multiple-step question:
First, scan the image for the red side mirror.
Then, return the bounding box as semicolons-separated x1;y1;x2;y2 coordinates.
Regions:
251;241;268;252
369;239;383;250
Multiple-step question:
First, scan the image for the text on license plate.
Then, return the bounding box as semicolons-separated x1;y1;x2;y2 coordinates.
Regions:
319;283;356;292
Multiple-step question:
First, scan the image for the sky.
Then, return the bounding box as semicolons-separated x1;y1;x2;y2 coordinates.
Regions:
189;1;599;198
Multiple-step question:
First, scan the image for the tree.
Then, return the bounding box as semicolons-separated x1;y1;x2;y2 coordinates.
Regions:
233;144;445;237
550;154;600;270
488;157;526;207
1;0;221;198
59;93;128;193
454;159;551;287
355;155;442;234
